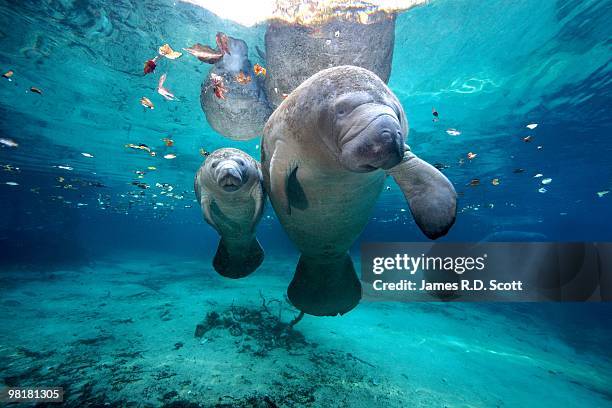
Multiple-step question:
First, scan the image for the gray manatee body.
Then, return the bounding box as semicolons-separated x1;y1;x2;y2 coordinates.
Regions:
195;148;265;278
264;14;396;107
261;66;456;316
200;36;271;140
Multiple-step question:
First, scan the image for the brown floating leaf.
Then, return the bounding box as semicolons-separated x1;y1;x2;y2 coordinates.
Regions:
235;71;251;85
469;179;480;186
491;178;500;186
253;63;266;76
183;43;224;64
2;70;14;79
30;87;42;94
523;135;532;142
143;57;157;75
467;152;477;160
210;73;228;99
140;96;154;109
158;44;182;60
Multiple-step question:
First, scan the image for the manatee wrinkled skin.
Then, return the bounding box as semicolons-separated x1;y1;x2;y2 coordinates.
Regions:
264;14;396;107
200;37;271;140
195;148;265;278
261;66;457;316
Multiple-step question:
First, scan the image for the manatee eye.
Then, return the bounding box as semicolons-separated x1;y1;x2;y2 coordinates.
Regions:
210;160;219;168
335;102;351;116
234;158;245;167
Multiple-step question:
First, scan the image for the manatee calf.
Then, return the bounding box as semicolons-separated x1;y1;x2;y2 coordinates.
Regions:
195;148;265;278
200;33;271;140
261;66;457;316
264;12;396;107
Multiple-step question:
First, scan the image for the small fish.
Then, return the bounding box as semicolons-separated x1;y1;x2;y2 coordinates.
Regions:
235;71;251;85
158;44;182;60
81;152;94;158
253;63;266;76
597;190;609;198
30;87;42;95
183;43;224;64
216;32;231;55
433;163;449;170
140;96;154;109
526;123;538;130
513;168;525;173
126;143;152;153
0;138;18;148
538;187;547;193
446;128;461;136
541;178;552;185
199;148;210;157
491;178;500;186
469;179;480;186
4;181;18;186
157;73;176;101
164;153;176;159
523;136;532;142
143;57;158;75
162;138;174;147
2;70;13;79
467;152;477;160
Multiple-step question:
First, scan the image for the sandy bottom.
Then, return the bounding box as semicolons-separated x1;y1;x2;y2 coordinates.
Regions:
0;252;610;407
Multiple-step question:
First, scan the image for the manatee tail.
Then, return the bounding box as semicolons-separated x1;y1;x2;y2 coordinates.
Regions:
287;253;362;316
213;238;264;279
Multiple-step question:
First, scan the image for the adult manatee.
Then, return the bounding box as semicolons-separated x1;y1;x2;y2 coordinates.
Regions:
200;34;271;140
264;13;396;107
195;148;265;278
261;66;457;316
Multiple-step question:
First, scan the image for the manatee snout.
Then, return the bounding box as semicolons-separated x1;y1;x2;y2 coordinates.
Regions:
215;160;246;191
339;108;404;172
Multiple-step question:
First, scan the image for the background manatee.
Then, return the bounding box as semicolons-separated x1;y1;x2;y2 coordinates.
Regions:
264;13;396;107
200;36;272;140
195;148;266;278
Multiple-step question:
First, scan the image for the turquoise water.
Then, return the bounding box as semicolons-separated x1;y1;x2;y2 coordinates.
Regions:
1;0;611;406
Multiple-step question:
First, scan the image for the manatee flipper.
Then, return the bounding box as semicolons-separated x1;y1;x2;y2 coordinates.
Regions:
287;253;362;316
197;191;219;230
387;146;457;239
269;141;297;215
213;238;264;279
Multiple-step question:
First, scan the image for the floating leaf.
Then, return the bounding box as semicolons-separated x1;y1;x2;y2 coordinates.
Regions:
491;178;500;186
157;73;176;101
183;43;223;64
140;96;154;109
81;152;94;158
526;123;538;130
253;63;267;77
158;44;182;59
469;179;480;186
538;187;547;193
30;87;42;94
467;152;477;160
235;71;251;85
143;57;158;74
523;136;532;142
164;153;176;159
541;178;552;185
597;190;609;198
2;70;13;79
